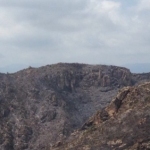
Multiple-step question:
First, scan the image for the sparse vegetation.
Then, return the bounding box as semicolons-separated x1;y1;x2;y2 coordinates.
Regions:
0;63;149;149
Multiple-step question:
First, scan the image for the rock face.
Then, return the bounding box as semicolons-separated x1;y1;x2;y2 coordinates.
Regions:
0;63;150;150
55;82;150;150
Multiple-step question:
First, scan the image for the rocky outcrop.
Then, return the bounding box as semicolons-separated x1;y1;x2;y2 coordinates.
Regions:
80;87;130;130
0;63;149;149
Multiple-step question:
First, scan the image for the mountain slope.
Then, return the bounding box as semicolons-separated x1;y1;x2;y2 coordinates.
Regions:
0;63;150;149
55;82;150;150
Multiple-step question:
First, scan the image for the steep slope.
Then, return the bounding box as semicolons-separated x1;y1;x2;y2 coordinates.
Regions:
0;63;150;149
55;82;150;150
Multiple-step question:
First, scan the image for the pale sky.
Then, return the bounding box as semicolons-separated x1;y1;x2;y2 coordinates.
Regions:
0;0;150;73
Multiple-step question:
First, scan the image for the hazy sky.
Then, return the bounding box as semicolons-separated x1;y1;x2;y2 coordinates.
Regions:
0;0;150;73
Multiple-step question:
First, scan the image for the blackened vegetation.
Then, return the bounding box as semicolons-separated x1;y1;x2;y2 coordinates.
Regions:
0;63;149;149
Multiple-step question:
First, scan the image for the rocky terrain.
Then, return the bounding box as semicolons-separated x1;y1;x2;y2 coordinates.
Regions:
0;63;150;150
55;82;150;150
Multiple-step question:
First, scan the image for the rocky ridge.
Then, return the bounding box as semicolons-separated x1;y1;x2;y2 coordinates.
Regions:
0;63;150;149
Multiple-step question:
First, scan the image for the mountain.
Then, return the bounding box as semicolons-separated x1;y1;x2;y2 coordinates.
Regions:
0;63;150;150
55;82;150;150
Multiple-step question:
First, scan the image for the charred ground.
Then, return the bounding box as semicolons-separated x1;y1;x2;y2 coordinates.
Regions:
0;63;150;150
